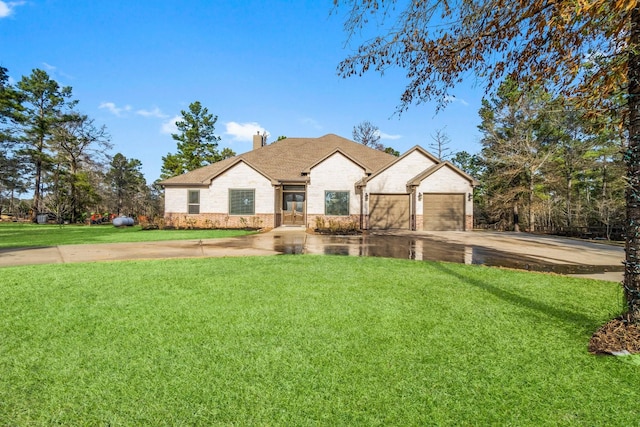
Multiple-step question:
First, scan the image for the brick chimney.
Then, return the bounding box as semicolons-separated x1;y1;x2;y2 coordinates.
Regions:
253;131;266;150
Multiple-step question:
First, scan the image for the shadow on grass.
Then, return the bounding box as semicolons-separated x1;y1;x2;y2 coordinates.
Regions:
432;262;613;335
0;246;53;253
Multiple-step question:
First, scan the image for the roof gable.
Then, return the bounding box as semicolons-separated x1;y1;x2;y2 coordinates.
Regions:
303;148;370;174
160;134;395;186
159;157;237;186
360;145;439;185
210;158;276;184
160;157;274;186
407;161;479;187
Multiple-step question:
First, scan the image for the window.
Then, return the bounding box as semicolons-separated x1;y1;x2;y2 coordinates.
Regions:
325;191;349;216
188;190;200;214
229;189;255;215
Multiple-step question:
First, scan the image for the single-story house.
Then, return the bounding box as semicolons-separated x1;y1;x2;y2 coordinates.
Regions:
160;133;477;231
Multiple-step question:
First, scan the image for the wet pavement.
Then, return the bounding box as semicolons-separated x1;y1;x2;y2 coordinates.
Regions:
208;228;625;281
0;227;625;281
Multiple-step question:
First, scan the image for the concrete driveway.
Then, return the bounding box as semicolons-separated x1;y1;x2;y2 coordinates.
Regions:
302;229;623;281
0;228;625;282
386;230;624;281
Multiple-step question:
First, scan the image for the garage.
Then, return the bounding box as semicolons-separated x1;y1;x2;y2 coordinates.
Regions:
369;194;410;229
423;193;465;231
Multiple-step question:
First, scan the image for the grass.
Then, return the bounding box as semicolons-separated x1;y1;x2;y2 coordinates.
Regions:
0;222;254;248
0;255;638;425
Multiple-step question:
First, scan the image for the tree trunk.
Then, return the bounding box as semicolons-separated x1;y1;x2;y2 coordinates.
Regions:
529;167;535;232
602;164;610;240
32;157;42;221
31;110;47;221
624;3;640;322
566;170;572;229
70;160;78;223
513;203;520;232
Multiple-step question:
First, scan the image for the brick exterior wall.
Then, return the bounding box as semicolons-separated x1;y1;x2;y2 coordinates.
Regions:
163;147;475;232
307;153;365;217
163;205;472;231
306;214;361;231
415;214;423;231
164;213;275;229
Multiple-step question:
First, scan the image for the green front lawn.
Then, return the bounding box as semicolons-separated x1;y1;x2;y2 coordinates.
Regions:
0;256;637;425
0;222;254;248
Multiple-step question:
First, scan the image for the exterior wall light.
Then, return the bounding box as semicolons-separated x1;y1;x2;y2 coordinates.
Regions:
418;192;422;201
468;192;473;202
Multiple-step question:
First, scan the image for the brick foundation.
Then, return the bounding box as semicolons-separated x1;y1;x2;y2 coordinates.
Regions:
306;214;361;231
164;213;275;229
466;215;473;231
163;212;474;231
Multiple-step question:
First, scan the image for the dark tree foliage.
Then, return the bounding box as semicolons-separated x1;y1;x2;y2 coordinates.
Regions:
160;101;235;179
51;113;112;222
106;153;146;216
15;69;76;218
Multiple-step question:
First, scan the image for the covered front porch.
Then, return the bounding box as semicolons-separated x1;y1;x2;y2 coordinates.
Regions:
275;184;307;227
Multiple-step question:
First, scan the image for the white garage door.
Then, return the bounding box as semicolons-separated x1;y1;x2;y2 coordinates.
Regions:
423;193;465;231
369;194;410;229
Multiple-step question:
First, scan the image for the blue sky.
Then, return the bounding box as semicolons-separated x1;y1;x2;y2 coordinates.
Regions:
1;0;484;183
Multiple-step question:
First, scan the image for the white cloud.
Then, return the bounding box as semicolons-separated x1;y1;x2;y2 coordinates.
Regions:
41;62;74;81
443;95;470;106
0;1;25;18
161;115;182;134
136;107;168;118
99;102;132;117
300;117;322;130
378;131;402;140
225;122;268;142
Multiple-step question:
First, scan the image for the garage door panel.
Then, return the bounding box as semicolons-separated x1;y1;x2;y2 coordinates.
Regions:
369;194;410;229
423;194;465;231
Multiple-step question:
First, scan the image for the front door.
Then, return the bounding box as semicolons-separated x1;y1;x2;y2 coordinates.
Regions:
282;186;306;225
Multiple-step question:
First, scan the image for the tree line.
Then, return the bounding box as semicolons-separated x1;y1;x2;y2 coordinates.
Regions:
0;67;161;223
451;79;625;239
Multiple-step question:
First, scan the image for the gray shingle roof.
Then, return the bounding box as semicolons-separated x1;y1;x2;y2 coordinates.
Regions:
160;134;397;186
